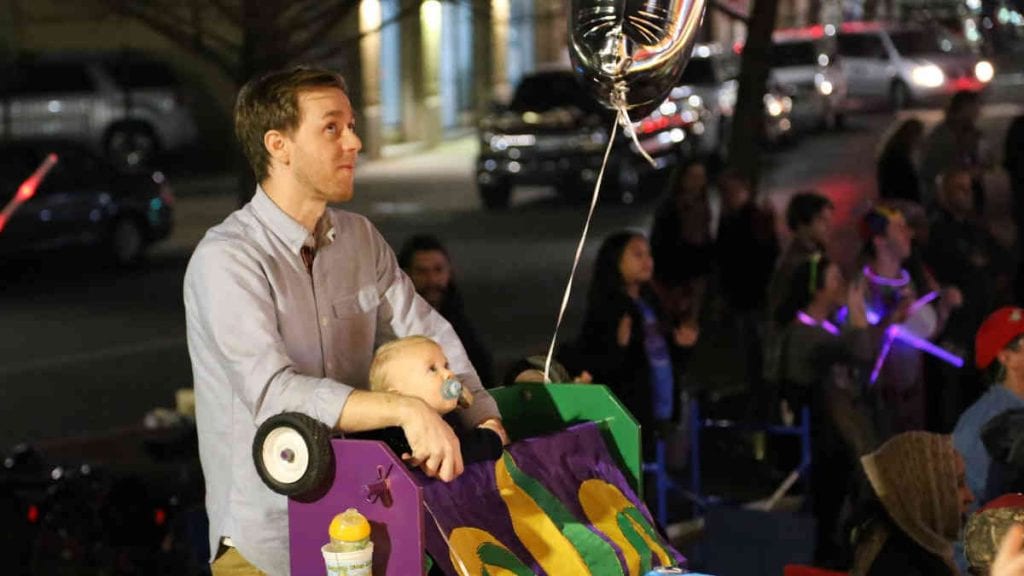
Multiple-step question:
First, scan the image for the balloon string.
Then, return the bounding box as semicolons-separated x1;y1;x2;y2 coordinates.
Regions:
618;104;656;168
424;499;472;576
543;112;622;383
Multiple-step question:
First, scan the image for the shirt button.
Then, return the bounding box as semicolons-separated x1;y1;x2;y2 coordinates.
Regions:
321;316;328;327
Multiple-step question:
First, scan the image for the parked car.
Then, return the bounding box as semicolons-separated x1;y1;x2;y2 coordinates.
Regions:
0;140;174;265
476;69;705;209
668;44;794;159
770;28;849;130
836;22;995;109
0;52;198;169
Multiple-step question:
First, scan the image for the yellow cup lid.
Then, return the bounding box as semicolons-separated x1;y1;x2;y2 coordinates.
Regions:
329;508;370;542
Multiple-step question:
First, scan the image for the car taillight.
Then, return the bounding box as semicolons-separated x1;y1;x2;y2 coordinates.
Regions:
154;507;166;526
27;504;39;523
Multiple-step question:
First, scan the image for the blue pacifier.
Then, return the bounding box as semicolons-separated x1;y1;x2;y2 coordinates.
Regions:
441;377;463;400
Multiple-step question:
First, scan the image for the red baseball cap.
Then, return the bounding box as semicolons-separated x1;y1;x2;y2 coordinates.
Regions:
976;307;1024;369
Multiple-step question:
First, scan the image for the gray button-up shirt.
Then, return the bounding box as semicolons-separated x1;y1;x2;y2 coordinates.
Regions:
184;187;499;575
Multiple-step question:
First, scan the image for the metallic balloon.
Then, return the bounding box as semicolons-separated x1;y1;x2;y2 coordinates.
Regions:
569;0;708;119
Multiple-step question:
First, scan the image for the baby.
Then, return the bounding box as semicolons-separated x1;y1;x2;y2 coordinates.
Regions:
355;335;503;465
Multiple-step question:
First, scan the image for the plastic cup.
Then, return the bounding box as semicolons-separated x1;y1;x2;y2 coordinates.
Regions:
321;542;373;576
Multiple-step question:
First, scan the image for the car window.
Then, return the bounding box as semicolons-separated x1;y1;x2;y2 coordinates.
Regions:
510;73;603;114
772;41;819;67
11;62;95;95
837;33;886;59
106;58;179;89
678;57;718;85
889;29;966;55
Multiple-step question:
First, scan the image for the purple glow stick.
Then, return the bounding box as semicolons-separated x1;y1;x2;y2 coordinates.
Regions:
892;327;964;368
869;326;898;385
797;311;840;336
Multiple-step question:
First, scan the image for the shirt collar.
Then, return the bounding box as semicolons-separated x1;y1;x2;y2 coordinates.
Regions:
252;185;336;255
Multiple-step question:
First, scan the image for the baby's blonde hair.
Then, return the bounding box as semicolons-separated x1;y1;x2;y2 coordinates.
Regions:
368;335;438;392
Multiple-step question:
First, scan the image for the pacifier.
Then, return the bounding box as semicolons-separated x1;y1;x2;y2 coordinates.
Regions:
441;377;474;409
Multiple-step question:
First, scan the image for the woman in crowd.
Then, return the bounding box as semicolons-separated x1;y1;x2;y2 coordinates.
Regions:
877;118;926;203
849;431;974;575
650;159;714;327
576;231;698;456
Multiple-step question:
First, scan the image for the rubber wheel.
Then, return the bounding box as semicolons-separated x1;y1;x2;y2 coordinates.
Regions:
253;412;334;502
480;181;511;210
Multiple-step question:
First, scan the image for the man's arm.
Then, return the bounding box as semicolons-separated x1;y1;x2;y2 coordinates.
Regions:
338;390;465;481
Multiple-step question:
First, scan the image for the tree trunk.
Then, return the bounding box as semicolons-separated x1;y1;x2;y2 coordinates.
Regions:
725;0;780;196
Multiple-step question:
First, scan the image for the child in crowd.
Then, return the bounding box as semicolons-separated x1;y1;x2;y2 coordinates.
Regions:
576;231;698;457
354;335;504;465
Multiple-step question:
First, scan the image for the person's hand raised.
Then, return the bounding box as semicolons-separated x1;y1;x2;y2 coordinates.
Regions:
398;396;463;482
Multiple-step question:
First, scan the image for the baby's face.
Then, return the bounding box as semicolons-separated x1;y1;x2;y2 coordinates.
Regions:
388;341;459;414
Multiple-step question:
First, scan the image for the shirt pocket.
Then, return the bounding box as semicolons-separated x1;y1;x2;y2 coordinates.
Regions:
332;286;380;318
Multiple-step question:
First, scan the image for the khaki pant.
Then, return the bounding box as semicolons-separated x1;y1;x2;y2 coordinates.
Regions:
211;545;268;576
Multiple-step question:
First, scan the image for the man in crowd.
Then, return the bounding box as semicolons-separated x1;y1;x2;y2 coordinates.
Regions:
398;234;495;386
954;307;1024;511
766;191;833;326
926;168;1009;428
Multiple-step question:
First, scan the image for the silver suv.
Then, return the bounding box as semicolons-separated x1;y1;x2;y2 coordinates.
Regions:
0;53;198;169
836;22;994;109
771;29;848;130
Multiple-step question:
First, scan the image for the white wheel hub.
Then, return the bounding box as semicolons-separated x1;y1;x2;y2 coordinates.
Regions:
262;427;309;484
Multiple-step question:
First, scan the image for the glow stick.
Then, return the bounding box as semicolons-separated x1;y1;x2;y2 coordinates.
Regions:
0;153;59;234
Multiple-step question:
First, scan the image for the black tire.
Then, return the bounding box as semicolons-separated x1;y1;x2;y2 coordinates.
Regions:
104;122;159;171
109;216;146;267
479;180;512;210
890;81;911;111
253;412;334;502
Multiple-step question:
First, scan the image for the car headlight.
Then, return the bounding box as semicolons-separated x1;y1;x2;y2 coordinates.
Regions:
687;94;703;109
817;76;834;96
975;60;995;83
765;96;784;117
910;64;945;88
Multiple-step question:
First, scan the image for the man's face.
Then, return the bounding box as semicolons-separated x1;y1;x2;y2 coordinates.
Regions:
880;212;912;261
285;87;362;204
998;337;1024;382
808;207;833;246
387;341;458;414
408;250;451;309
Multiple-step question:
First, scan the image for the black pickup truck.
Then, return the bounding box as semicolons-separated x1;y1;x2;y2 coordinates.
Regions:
475;69;706;209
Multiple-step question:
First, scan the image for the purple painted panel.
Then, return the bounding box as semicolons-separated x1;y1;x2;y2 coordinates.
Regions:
289;439;424;576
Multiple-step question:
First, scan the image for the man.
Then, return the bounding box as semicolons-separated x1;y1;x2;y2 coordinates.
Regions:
921;90;986;214
926;169;1008;428
766;191;833;326
953;307;1024;511
183;66;506;575
858;204;960;434
397;234;494;385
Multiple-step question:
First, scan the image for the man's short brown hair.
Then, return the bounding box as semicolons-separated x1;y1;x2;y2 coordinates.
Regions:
234;65;348;182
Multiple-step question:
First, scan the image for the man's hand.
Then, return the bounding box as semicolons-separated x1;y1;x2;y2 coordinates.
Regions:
398;396;463;482
477;418;510;446
617;314;632;347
